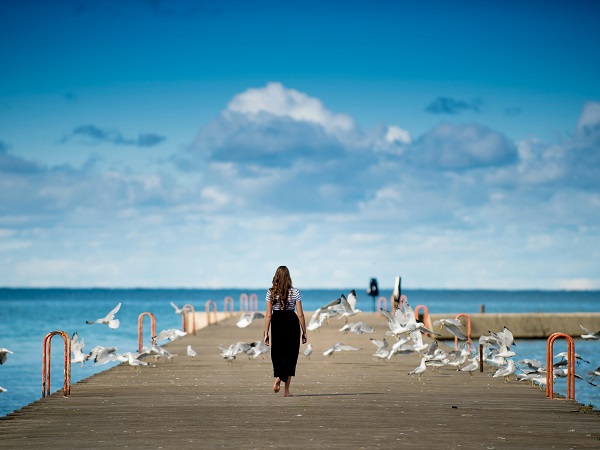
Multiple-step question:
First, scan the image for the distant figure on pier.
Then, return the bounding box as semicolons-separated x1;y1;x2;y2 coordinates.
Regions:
263;266;308;397
391;276;402;310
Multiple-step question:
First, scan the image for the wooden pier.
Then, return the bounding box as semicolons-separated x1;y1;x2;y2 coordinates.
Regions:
1;313;599;449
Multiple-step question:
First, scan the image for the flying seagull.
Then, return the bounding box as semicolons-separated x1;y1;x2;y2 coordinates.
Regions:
86;302;121;329
0;348;14;365
236;311;265;328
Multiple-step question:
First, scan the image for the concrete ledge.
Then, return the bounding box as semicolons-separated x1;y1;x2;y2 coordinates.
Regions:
428;312;600;339
185;311;233;332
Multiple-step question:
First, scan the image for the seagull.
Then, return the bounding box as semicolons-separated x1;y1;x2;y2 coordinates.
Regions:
122;352;149;367
580;325;600;340
71;332;87;366
187;345;197;357
236;311;265;328
139;345;175;361
408;357;427;380
249;341;270;359
323;343;360;357
370;338;389;359
586;366;600;382
86;302;121;329
518;358;544;374
0;386;6;393
86;346;118;365
170;301;189;314
554;351;590;364
303;343;313;358
337;291;362;322
0;348;14;365
460;357;480;376
339;322;375;334
307;308;329;331
493;359;516;382
387;336;415;359
433;318;468;341
219;342;252;364
154;329;187;343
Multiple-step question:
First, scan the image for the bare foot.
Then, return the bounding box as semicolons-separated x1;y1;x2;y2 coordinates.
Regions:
284;392;293;397
273;378;281;393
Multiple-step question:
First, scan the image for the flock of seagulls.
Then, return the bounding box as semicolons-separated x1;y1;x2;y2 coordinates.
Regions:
2;294;599;399
219;291;600;398
0;301;197;396
76;304;194;369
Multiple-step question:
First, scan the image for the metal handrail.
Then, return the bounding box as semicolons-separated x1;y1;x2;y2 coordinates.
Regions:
223;296;234;317
414;304;433;336
376;297;388;316
182;304;196;335
138;312;157;353
42;331;71;398
454;313;472;351
239;293;249;312
546;333;575;400
205;300;218;325
249;293;258;311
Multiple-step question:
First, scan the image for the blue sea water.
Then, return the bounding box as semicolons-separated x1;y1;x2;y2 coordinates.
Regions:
0;288;599;417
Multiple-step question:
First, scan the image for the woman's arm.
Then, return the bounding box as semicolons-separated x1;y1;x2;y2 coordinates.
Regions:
296;300;308;344
263;300;273;345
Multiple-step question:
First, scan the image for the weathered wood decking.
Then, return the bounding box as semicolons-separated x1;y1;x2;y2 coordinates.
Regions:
1;313;599;449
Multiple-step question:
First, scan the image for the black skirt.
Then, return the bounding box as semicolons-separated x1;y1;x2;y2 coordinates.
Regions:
270;310;300;379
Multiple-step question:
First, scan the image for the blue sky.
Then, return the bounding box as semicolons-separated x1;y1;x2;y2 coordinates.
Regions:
1;0;599;289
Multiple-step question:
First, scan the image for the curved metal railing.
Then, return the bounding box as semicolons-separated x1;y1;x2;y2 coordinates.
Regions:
546;332;575;400
205;300;218;325
182;303;196;335
42;330;71;398
138;312;157;353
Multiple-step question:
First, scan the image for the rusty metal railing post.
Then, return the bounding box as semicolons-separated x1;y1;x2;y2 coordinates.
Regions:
205;300;218;325
42;331;71;398
454;313;472;351
138;312;157;353
414;304;433;335
479;344;484;372
546;332;575;400
223;296;234;317
376;297;387;316
239;293;249;312
182;304;196;335
249;293;258;311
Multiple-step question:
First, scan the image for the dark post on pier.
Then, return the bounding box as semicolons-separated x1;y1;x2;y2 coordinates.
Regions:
367;277;379;312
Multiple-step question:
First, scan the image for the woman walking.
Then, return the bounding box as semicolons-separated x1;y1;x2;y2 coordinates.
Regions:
263;266;307;397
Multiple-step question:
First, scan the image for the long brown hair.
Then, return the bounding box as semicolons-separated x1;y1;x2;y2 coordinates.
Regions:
268;265;293;310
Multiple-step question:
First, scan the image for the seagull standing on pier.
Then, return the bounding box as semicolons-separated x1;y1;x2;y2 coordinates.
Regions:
408;357;427;380
303;343;313;358
187;345;197;357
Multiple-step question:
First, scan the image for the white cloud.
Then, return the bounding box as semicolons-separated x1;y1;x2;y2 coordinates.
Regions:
385;125;411;144
226;82;354;134
1;84;599;289
577;101;600;136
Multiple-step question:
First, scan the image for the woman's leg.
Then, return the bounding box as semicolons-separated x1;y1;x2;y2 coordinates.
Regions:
284;376;293;397
273;377;281;393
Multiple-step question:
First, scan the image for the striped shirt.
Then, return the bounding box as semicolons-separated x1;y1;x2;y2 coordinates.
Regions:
266;288;302;311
